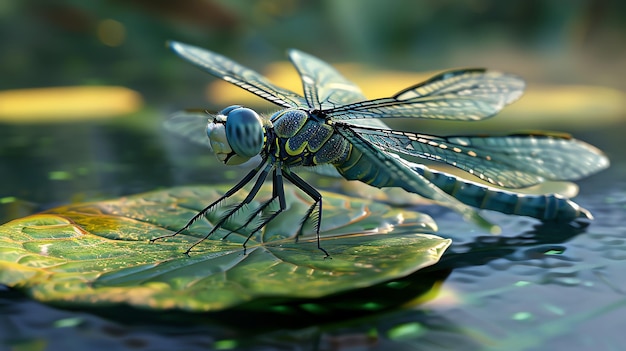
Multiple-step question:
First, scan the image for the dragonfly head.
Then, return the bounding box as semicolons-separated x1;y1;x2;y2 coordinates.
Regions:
207;105;265;165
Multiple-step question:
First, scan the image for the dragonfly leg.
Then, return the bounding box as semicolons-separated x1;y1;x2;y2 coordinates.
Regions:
150;161;267;243
182;163;273;255
293;202;319;244
240;165;287;255
283;171;329;258
222;197;274;241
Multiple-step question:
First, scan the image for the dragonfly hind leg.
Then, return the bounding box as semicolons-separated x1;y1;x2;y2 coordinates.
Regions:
223;166;328;257
284;171;329;258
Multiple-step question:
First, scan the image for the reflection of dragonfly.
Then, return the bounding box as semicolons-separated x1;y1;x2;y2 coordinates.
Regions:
153;41;609;256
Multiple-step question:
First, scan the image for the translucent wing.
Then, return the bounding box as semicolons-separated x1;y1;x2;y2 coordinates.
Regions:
169;41;307;108
326;69;525;121
292;164;343;178
163;111;212;150
288;49;366;110
350;125;610;188
335;124;495;230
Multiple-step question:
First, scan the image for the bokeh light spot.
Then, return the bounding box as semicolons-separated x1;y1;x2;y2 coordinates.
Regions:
0;86;143;123
97;19;125;47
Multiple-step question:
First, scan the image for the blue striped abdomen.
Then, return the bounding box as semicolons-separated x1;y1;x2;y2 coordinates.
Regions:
413;164;591;221
335;145;395;188
335;144;589;221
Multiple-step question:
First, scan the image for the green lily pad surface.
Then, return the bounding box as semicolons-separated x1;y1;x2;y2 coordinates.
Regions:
0;185;450;312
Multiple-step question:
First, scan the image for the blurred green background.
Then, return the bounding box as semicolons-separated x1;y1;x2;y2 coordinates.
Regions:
2;0;626;91
1;0;625;116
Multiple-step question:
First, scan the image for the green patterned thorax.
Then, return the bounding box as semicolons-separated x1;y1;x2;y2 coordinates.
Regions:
271;109;350;166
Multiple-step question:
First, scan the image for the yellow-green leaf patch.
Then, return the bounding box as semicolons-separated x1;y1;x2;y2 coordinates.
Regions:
0;185;450;312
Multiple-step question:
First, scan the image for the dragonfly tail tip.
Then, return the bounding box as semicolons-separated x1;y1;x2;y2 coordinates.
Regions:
579;208;594;220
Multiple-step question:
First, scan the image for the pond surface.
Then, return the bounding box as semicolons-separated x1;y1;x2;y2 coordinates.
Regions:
0;114;624;350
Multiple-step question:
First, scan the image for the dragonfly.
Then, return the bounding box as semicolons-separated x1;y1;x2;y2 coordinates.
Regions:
152;41;610;257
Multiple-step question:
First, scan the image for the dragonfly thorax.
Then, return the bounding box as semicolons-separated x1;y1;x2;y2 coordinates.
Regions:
207;105;266;165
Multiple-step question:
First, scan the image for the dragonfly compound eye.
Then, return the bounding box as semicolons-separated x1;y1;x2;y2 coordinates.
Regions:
224;107;264;158
218;105;242;116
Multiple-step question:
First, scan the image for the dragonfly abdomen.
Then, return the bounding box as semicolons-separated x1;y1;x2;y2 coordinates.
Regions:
335;145;395;188
415;165;591;221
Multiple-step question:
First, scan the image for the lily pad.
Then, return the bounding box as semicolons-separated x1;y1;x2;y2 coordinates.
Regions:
0;184;450;312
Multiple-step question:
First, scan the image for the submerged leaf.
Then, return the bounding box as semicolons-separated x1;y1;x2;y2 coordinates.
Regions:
0;185;449;312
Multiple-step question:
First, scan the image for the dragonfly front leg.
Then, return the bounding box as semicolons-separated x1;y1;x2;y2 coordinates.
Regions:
223;197;276;241
149;161;267;244
181;162;272;255
283;171;328;258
